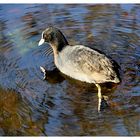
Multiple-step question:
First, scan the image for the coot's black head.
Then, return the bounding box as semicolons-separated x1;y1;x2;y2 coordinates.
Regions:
38;27;69;52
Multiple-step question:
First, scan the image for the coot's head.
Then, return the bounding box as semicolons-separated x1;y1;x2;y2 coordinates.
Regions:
38;27;69;52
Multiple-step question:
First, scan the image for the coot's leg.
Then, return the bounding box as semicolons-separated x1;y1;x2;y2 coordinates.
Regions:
95;84;102;112
95;84;109;112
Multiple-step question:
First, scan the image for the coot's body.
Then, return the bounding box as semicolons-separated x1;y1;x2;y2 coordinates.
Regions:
38;27;121;111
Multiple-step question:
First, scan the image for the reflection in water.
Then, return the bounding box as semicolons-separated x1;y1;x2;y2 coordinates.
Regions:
40;67;65;84
0;4;140;136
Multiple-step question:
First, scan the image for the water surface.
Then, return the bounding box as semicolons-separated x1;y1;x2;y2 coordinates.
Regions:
0;4;140;136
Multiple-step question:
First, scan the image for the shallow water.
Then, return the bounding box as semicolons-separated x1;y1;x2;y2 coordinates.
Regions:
0;4;140;136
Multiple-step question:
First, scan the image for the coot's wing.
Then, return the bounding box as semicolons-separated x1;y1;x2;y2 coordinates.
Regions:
68;46;120;82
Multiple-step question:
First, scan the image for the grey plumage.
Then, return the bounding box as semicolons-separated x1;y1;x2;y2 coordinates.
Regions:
56;45;120;84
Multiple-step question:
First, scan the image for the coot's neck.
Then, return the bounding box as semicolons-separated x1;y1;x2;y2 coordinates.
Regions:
50;34;69;54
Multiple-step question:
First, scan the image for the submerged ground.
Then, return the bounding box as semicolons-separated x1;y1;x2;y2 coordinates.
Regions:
0;4;140;136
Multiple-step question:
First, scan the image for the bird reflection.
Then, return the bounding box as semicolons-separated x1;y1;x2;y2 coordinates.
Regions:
40;66;65;84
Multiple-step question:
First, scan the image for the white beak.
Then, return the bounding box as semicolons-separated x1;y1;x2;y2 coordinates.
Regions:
38;38;45;46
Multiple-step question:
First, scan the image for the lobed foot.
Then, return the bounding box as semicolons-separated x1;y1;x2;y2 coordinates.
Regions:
40;66;46;80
